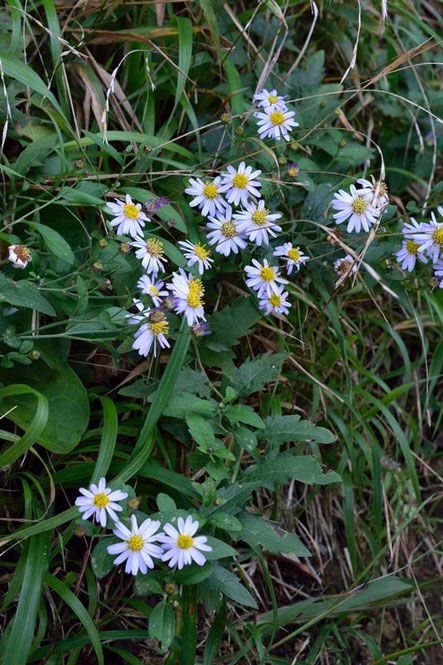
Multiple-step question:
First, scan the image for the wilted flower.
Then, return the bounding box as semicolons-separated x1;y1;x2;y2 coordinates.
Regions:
8;245;32;269
334;255;358;277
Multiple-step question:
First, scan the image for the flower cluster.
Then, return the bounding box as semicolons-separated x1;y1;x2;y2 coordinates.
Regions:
75;478;212;576
253;88;299;142
393;207;443;286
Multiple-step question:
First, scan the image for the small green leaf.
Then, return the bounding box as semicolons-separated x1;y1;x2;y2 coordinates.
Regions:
224;404;264;428
205;536;237;560
207;513;242;532
243;452;341;488
206;563;257;609
28;222;75;265
229;353;287;397
0;274;56;316
148;601;175;650
238;513;310;557
258;415;336;445
90;538;115;580
186;412;215;450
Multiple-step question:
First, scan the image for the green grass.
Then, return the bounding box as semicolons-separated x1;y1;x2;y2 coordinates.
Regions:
0;1;442;664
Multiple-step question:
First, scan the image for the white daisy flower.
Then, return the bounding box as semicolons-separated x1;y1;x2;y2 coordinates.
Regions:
8;244;32;269
168;268;205;326
137;275;168;306
75;477;128;528
178;239;213;275
108;514;163;576
394;240;428;272
254;107;299;142
331;185;380;233
401;217;422;238
334;255;358;277
253;88;288;111
244;258;288;297
259;285;291;316
234;200;282;246
219;161;262;208
206;206;248;256
158;515;212;570
107;194;149;238
273;243;308;275
409;209;443;263
132;236;167;275
357;176;389;209
127;300;170;357
184;177;228;217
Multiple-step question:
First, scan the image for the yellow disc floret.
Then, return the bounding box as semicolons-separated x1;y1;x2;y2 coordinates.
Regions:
221;221;237;238
374;180;388;197
123;203;140;219
232;174;248;189
187;279;204;308
14;245;32;261
268;95;278;104
93;493;110;509
177;534;194;549
351;197;367;214
149;285;160;296
149;320;169;337
269;293;282;307
270;111;285;126
406;240;419;255
127;534;144;552
194;244;210;260
432;228;443;246
288;247;301;262
146;238;164;257
203;183;218;200
252;209;269;226
260;266;275;282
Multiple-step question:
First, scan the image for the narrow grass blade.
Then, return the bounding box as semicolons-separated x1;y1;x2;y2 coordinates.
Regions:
0;384;49;466
90;395;118;483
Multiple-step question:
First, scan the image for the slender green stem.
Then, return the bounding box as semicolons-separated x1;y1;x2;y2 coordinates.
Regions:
181;585;198;665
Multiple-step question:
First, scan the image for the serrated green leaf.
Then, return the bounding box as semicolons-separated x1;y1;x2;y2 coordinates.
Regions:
206;298;260;352
238;513;310;557
229;353;287;397
243;452;341;488
258;415;336;445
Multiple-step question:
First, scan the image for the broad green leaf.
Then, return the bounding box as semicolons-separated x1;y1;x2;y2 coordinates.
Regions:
233;426;258;453
206;298;260;352
224;404;264;428
28;222;75;265
207;513;242;532
0;362;90;453
258;415;336;445
243;452;341;488
186;411;215;450
238;513;310;557
90;538;115;580
206;563;257;609
162;392;216;420
173;367;210;398
148;601;175;650
0;274;56;316
229;353;287;397
205;536;237;560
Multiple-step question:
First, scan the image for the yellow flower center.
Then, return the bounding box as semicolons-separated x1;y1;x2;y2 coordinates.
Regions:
194;244;210;260
268;94;278;104
252;209;269;226
14;245;32;261
127;534;144;552
221;221;237;238
432;228;443;246
232;173;248;189
406;240;419;255
187;279;204;308
260;266;275;282
270;111;285;126
351;197;367;214
339;261;352;275
177;534;194;550
146;238;164;257
149;286;159;296
93;493;110;509
374;180;388;197
203;183;218;200
288;167;299;177
288;247;300;262
269;293;281;307
123;203;140;219
149;320;169;337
